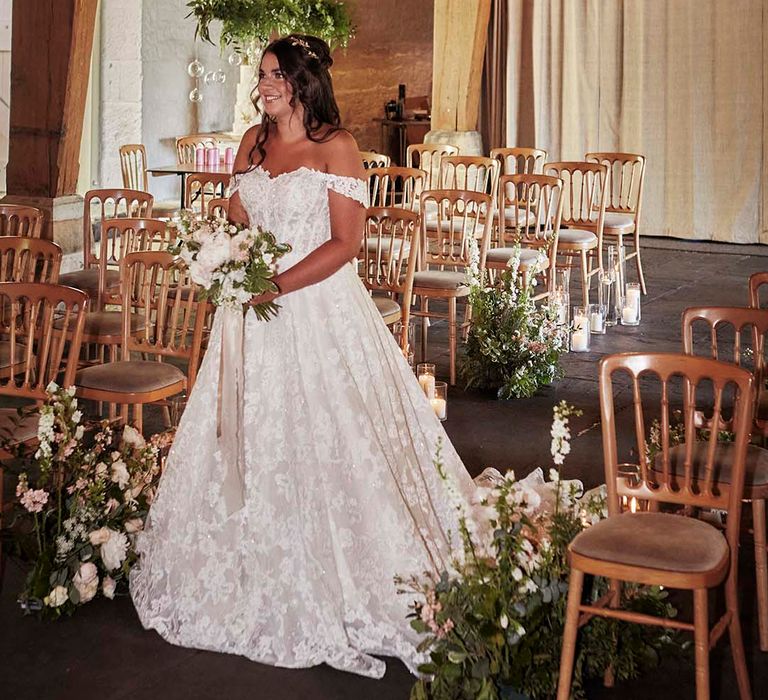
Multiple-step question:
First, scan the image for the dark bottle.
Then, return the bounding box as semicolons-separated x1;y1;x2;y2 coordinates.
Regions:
396;84;406;120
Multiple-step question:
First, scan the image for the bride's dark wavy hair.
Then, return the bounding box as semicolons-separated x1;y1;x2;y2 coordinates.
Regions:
243;34;343;169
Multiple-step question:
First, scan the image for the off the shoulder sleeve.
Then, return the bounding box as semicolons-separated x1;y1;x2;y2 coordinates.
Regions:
229;173;243;195
325;174;369;207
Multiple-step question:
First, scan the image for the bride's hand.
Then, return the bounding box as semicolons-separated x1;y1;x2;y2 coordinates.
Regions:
249;290;279;306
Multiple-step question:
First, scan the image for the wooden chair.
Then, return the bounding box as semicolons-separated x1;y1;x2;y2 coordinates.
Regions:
359;207;420;350
490;147;547;176
438;155;500;197
748;272;768;309
360;150;391;169
58;189;154;307
176;134;218;165
74;251;209;433
412;189;493;385
207;197;229;218
406;143;459;192
557;352;754;700
0;237;61;284
681;305;768;651
366;166;425;212
185;173;230;216
586;152;647;294
119;144;177;218
0;283;88;577
0;204;44;238
484;174;563;297
544;162;608;306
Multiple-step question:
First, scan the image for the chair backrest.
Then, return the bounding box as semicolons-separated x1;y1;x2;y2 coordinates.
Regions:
493;174;564;286
366;166;425;211
0;205;44;238
419;189;493;269
0;237;62;284
120;251;209;389
185;173;230;215
586;152;645;221
681;305;768;433
599;352;753;553
543;161;608;231
206;197;229;219
490;147;547;176
0;282;87;400
119;144;149;191
406;143;459;191
439;156;500;198
748;272;768;308
176;135;218;165
359;150;391;169
82;189;154;271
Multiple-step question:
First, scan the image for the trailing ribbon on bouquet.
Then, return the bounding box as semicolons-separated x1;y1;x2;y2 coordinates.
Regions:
217;306;246;515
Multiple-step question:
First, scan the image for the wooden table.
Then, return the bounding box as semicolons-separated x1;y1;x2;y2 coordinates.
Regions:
147;163;234;208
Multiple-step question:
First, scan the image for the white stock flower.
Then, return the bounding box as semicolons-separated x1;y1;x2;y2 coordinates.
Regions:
110;460;130;488
73;562;99;603
100;529;129;571
46;381;59;394
102;576;117;600
71;410;82;423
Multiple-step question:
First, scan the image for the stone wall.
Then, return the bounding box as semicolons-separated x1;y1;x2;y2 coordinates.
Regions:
332;0;434;153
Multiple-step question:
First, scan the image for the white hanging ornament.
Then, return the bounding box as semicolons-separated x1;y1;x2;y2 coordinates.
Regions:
204;71;216;85
228;53;243;67
187;59;205;78
215;69;226;84
188;87;203;103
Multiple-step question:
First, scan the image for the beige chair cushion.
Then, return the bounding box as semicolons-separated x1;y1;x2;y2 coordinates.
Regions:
603;212;635;231
413;270;469;291
571;511;728;574
59;268;121;298
77;312;147;341
0;407;39;445
153;199;181;218
558;229;597;249
501;207;538;227
424;209;484;234
364;237;410;257
76;360;185;395
486;247;546;268
654;442;768;491
372;296;401;324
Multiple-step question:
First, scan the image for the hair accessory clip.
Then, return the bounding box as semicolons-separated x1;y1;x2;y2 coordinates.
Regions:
289;37;319;60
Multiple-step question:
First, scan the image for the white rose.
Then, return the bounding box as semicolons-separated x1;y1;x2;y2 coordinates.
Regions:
100;529;129;571
71;410;82;423
102;576;116;600
88;527;111;546
124;517;144;534
122;425;146;449
72;562;99;603
95;462;108;478
111;460;130;488
45;585;69;608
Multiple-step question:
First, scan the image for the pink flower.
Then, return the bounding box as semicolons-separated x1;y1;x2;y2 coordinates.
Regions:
20;489;49;513
436;619;455;639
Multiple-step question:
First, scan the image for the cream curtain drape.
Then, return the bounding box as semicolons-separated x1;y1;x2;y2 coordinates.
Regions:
506;0;766;243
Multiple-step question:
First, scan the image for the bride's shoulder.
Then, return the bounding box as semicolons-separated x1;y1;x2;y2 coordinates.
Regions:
317;129;365;181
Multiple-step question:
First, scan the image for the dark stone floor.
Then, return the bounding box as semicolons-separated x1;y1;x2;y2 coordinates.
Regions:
2;239;768;699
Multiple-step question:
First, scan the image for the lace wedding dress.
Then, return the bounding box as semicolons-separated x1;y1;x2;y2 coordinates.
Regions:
130;165;476;679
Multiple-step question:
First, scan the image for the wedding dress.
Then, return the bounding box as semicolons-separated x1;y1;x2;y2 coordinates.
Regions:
130;165;476;679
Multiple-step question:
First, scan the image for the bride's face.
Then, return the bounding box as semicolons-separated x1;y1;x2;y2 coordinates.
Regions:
258;52;297;121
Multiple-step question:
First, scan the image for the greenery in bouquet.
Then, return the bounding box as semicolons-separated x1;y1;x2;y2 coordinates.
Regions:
187;0;355;52
461;245;568;400
400;402;683;700
3;384;171;619
168;210;291;319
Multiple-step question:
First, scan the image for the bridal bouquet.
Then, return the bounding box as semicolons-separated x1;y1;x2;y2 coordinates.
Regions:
4;384;172;619
168;210;291;319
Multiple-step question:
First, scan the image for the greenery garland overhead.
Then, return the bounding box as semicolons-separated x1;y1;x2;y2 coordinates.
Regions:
186;0;355;49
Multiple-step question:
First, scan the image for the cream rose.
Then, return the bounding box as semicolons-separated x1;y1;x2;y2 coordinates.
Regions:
88;527;111;546
45;585;69;608
102;576;116;599
124;518;144;534
100;529;129;571
110;460;130;489
72;562;99;603
122;425;146;449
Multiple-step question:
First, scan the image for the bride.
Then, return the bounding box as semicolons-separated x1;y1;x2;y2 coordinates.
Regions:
130;34;476;679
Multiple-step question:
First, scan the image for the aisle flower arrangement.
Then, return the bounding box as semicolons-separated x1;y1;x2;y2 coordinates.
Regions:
461;245;568;400
5;384;171;619
168;210;291;317
401;402;681;700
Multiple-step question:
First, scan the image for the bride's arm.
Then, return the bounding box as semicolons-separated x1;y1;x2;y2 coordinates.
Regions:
227;127;259;226
252;131;366;302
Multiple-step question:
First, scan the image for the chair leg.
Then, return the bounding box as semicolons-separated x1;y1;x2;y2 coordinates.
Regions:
556;568;585;700
603;579;622;688
634;229;647;294
580;250;590;307
693;588;710;700
448;297;457;386
724;576;752;700
754;499;768;651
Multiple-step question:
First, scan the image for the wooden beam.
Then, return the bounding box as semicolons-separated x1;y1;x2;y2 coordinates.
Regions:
7;0;97;198
431;0;492;132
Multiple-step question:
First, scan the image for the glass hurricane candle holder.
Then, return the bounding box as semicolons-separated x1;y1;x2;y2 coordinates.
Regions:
621;282;641;326
417;363;436;399
551;288;570;327
588;303;606;334
431;381;447;421
570;306;591;352
617;463;647;513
